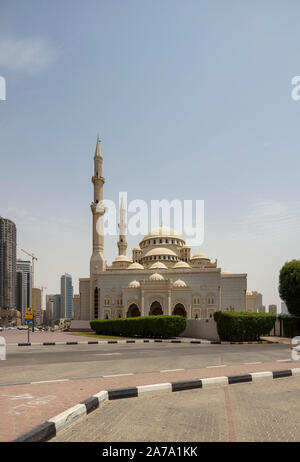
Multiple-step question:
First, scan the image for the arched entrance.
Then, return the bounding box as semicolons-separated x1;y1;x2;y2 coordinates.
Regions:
127;303;141;318
149;301;163;316
173;303;187;317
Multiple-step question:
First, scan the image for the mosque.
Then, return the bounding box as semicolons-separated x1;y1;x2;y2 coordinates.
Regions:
76;138;247;322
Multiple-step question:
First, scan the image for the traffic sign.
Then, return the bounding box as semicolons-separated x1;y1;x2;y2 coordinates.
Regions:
24;307;33;320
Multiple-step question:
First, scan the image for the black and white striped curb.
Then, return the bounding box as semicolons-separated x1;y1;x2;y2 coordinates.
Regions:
13;339;278;347
13;366;300;443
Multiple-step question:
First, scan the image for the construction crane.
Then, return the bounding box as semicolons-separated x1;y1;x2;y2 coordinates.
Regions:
20;249;38;288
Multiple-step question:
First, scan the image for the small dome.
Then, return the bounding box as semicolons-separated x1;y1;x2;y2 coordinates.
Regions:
133;247;141;251
150;261;168;269
144;247;177;258
173;279;187;287
190;252;210;261
173;261;191;269
149;272;164;281
221;269;232;274
128;262;144;270
128;280;140;288
113;255;132;263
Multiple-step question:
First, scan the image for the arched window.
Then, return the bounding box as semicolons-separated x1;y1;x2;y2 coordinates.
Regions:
104;295;110;306
207;295;215;305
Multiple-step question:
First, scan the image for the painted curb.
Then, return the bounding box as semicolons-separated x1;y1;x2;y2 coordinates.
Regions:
13;366;299;443
14;339;279;347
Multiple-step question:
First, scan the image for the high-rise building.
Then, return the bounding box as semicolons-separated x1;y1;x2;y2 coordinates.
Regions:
246;291;259;312
16;259;32;319
61;273;73;319
32;288;42;325
46;294;61;322
257;293;263;313
269;304;277;315
15;270;24;314
0;217;16;310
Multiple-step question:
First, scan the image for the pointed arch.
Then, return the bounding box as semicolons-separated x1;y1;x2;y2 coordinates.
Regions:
149;301;163;316
127;303;141;318
173;303;187;317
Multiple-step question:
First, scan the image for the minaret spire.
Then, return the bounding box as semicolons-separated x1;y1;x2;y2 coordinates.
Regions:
95;135;103;159
117;196;127;256
90;136;106;272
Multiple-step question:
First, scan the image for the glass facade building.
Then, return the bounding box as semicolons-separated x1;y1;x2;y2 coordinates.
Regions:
60;273;73;319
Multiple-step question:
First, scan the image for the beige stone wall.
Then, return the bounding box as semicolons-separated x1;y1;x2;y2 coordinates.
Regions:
221;275;247;312
179;319;220;341
73;294;80;320
246;291;259;312
79;278;90;320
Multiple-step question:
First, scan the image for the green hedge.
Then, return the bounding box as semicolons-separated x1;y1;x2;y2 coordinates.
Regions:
279;315;300;338
213;311;276;342
90;315;187;339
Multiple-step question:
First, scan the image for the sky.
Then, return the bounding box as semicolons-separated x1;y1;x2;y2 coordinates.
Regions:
0;0;300;310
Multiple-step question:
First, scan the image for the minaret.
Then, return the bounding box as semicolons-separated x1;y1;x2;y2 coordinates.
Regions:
117;197;127;256
90;136;106;273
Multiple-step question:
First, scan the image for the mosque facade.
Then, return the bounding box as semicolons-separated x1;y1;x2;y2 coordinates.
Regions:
77;139;247;321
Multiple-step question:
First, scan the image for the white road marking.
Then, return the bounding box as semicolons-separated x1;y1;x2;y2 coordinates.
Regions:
0;393;33;400
31;379;70;384
103;373;134;377
160;369;185;373
94;353;122;356
206;365;226;368
277;359;292;362
244;362;262;365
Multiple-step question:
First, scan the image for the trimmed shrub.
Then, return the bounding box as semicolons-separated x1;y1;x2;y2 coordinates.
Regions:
90;315;187;339
213;311;276;342
279;315;300;338
279;260;300;316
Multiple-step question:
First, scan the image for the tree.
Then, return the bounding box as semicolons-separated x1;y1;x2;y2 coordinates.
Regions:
279;260;300;316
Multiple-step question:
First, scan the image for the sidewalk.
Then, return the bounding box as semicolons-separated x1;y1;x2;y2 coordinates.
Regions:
0;331;95;345
261;336;295;344
1;359;299;442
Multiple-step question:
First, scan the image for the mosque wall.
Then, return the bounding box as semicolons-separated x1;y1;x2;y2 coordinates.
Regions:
221;275;247;312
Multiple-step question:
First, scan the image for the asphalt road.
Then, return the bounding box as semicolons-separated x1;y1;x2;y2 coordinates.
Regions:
0;342;293;386
50;374;300;442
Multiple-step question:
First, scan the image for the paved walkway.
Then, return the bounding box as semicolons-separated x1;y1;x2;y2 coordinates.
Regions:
261;336;295;344
0;331;96;344
51;375;300;442
1;358;299;442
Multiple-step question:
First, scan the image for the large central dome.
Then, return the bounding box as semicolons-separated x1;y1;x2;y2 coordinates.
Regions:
144;226;182;240
138;226;186;267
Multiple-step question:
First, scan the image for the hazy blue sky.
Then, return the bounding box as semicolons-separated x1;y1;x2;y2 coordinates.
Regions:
1;0;300;309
